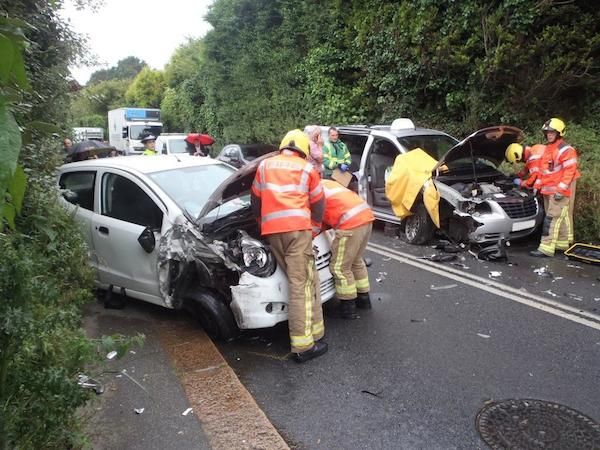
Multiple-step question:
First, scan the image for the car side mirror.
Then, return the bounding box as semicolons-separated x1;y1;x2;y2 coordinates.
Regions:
137;227;156;253
122;127;128;138
161;146;167;155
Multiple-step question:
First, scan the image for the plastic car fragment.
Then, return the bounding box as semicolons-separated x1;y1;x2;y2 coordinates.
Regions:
157;217;239;308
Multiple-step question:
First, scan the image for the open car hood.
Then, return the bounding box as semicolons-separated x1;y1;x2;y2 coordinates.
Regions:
433;126;523;171
197;151;278;219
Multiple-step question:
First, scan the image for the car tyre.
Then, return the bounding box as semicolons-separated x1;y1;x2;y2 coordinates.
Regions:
401;203;435;245
184;290;238;341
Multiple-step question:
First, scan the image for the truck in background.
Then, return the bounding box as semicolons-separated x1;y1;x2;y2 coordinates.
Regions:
108;107;163;155
73;127;104;142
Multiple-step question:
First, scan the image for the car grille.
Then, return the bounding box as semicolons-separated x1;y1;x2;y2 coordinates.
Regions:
497;197;538;219
315;250;331;271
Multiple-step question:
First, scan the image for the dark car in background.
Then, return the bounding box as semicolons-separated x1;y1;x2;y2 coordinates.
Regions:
216;143;278;168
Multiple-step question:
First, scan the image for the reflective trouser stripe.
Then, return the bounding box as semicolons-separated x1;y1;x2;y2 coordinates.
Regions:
312;320;324;337
268;230;324;353
329;223;372;300
331;235;356;297
539;204;569;256
355;276;370;292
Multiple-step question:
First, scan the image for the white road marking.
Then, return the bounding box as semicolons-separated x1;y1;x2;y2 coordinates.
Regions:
366;243;600;331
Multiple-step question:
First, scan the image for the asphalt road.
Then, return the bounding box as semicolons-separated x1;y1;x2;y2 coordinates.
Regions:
216;226;600;449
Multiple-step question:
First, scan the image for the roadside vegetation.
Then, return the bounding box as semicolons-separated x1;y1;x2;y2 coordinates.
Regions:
0;1;598;445
0;2;142;448
70;0;600;241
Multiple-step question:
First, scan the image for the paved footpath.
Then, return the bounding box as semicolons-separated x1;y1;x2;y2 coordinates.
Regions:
83;299;287;450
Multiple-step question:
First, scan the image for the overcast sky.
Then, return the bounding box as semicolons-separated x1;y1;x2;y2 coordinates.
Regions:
60;0;214;85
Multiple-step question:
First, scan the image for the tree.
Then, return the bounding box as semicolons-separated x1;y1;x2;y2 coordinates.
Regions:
70;78;129;129
88;55;147;85
125;67;166;108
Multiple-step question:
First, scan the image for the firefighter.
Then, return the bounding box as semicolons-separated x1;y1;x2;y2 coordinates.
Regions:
141;134;157;155
505;143;546;191
321;179;374;319
251;129;327;363
530;118;580;257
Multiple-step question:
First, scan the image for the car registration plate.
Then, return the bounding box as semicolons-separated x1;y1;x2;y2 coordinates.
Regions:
512;219;536;232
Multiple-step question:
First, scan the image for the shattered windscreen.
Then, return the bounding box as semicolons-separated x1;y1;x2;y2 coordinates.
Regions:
148;164;235;217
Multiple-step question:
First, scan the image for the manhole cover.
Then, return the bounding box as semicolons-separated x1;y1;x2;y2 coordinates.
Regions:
476;399;600;449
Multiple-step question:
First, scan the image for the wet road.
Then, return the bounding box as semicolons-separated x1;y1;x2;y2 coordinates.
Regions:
216;226;600;449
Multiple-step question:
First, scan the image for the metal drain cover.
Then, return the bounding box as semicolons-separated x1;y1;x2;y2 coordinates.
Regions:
476;399;600;449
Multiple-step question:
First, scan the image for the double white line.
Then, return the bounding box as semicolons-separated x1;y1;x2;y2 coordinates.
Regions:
366;241;600;331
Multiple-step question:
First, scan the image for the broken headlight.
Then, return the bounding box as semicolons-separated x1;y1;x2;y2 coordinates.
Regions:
240;235;276;277
458;200;491;216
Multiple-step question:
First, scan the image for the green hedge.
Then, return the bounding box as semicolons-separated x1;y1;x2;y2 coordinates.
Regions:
0;180;97;449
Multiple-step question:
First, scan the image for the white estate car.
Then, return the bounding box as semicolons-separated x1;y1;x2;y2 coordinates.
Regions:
57;155;335;339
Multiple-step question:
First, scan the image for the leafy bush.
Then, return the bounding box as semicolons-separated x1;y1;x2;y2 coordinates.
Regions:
564;124;600;242
0;180;97;449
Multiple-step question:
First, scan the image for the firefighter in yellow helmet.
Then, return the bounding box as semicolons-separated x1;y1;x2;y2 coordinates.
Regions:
251;129;327;363
530;118;580;257
505;143;546;191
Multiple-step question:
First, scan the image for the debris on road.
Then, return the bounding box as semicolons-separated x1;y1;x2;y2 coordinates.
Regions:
421;253;457;262
534;266;553;278
361;390;383;398
543;289;558;297
430;283;458;290
566;264;582;269
382;256;391;261
77;374;104;395
565;293;584;302
106;350;118;360
477;333;491;339
134;408;145;414
376;272;387;283
410;318;426;323
182;407;193;416
451;262;470;269
488;271;502;278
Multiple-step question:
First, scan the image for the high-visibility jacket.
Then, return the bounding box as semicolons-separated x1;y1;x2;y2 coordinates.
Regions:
251;151;324;235
321;179;374;230
517;144;546;189
142;149;157;156
322;141;351;177
539;139;580;197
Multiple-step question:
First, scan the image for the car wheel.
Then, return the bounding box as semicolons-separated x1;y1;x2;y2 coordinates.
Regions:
401;203;435;245
184;290;238;341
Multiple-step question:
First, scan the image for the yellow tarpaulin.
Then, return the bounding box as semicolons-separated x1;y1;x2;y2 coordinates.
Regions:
384;148;441;228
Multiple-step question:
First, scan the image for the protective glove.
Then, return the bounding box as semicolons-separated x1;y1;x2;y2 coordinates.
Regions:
339;163;349;172
513;178;522;186
554;192;564;201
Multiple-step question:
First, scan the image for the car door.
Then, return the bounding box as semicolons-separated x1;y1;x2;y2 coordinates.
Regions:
58;170;97;269
91;169;166;304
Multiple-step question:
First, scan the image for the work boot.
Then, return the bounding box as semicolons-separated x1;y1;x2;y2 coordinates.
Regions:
293;341;328;363
338;299;359;319
530;249;550;258
356;292;372;309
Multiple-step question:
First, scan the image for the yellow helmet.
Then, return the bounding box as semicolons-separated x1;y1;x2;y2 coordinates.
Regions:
542;118;566;136
279;129;310;157
505;143;524;163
